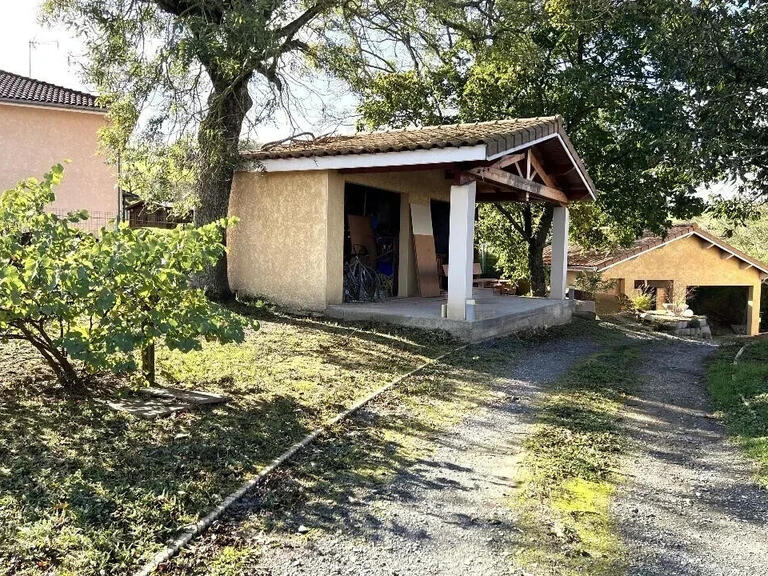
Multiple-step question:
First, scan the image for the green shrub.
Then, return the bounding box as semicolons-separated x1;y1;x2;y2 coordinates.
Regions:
631;292;653;312
574;271;616;301
0;165;247;389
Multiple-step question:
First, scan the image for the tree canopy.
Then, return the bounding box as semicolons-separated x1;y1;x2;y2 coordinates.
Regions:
44;0;357;298
320;0;768;285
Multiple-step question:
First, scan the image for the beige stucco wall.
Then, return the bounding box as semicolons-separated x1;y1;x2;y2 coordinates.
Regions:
571;235;764;334
0;103;116;220
228;170;343;310
228;167;455;309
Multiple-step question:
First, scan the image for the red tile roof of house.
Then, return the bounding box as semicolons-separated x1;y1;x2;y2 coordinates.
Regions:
0;69;105;112
545;223;768;275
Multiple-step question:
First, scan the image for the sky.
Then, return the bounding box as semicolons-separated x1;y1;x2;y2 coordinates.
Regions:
0;1;88;91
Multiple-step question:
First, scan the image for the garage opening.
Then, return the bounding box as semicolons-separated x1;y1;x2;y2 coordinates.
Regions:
687;286;749;335
343;183;400;302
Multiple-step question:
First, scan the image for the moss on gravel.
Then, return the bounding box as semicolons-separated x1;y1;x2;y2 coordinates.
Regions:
164;336;521;574
511;325;640;575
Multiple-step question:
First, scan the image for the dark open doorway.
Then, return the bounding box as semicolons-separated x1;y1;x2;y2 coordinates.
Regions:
343;184;401;301
431;200;450;290
688;286;749;335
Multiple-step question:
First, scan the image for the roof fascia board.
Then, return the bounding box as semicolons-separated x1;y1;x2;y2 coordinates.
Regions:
596;230;768;275
486;132;596;200
0;99;106;115
243;144;487;173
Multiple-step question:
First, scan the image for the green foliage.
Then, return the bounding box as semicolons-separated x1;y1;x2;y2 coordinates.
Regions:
631;292;653;313
474;204;528;280
321;0;768;279
119;138;199;214
574;272;616;301
695;206;768;265
707;341;768;488
0;167;246;386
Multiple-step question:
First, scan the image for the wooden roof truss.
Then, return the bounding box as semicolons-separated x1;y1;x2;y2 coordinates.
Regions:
459;147;570;206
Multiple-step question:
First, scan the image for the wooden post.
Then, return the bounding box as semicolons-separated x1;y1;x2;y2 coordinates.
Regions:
142;342;156;385
747;284;761;336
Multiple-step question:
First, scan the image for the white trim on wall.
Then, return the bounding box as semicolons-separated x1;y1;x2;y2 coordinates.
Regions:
244;145;487;173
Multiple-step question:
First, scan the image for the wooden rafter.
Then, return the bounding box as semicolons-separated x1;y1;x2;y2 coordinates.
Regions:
490;152;526;170
528;148;559;189
721;252;735;260
466;166;569;206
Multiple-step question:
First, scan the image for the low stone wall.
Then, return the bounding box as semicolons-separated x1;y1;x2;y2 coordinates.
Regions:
640;311;713;339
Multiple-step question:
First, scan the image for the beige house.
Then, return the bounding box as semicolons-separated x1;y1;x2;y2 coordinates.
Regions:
0;70;116;229
556;224;768;336
229;116;596;341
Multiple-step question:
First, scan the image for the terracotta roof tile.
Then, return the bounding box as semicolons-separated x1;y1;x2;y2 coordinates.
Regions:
0;69;104;111
242;117;562;161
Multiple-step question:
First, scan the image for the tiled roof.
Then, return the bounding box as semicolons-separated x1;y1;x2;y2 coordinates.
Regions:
545;223;768;274
243;116;563;161
0;69;104;111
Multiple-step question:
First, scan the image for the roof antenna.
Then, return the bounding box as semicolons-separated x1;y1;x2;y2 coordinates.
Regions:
28;39;59;77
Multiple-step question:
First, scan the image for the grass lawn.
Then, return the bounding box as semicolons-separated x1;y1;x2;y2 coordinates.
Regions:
166;333;520;574
0;302;455;575
512;322;640;575
707;337;768;488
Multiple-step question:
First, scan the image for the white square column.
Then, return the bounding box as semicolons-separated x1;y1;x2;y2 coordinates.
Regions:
447;181;477;319
550;206;569;300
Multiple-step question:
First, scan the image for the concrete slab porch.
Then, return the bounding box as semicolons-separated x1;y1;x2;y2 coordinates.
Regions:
326;289;575;342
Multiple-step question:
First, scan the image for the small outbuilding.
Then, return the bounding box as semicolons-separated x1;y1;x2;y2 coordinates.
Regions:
229;116;596;341
554;224;767;336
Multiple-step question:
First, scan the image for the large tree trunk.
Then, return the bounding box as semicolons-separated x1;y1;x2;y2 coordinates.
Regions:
527;205;554;297
193;74;253;300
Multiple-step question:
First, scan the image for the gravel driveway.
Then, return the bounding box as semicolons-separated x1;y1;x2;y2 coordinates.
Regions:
170;332;597;576
613;338;768;576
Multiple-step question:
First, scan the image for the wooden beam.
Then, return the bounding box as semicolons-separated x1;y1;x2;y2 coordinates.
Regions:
739;261;753;270
528;148;559;189
467;167;569;206
721;251;734;260
476;192;529;203
702;241;716;249
491;152;526;170
526;149;533;180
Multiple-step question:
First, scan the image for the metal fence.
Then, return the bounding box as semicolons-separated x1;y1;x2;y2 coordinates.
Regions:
48;209;118;235
47;209;189;234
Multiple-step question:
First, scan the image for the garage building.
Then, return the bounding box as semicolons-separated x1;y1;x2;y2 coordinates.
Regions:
560;224;767;336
